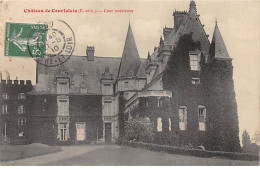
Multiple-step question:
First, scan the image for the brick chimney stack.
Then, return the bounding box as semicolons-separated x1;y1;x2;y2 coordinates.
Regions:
86;46;95;61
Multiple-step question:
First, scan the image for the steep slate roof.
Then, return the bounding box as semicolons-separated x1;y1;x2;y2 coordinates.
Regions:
144;0;211;89
35;56;120;94
34;56;147;95
209;22;230;59
117;23;145;79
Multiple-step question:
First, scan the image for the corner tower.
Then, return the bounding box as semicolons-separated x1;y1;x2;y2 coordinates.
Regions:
203;22;240;152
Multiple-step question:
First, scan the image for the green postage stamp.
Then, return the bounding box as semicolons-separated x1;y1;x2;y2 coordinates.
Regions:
5;22;47;57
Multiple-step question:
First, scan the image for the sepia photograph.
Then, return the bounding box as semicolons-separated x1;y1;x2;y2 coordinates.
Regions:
0;0;259;166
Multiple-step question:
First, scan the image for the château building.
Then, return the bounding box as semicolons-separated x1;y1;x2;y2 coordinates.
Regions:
0;0;240;152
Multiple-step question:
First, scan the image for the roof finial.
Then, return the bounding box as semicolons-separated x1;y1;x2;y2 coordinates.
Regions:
128;12;131;25
215;18;218;26
160;36;164;45
189;0;197;14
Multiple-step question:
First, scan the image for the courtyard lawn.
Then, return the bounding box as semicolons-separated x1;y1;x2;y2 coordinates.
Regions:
0;143;61;162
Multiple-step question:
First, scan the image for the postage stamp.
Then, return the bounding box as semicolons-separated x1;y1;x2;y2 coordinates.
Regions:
5;22;47;57
5;20;75;67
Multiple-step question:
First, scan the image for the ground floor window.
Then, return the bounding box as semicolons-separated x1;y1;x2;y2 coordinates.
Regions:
198;105;206;131
60;123;67;141
179;106;187;131
157;117;162;132
19;132;24;137
169;118;172;131
76;122;86;141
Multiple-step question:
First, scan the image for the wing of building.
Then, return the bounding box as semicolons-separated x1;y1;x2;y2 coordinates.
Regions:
0;0;240;152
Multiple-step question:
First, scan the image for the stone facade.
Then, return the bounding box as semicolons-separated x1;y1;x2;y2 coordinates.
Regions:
0;80;32;145
0;0;240;152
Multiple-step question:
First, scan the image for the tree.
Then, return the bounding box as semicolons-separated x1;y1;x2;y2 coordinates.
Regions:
242;130;251;148
253;130;260;145
124;117;154;143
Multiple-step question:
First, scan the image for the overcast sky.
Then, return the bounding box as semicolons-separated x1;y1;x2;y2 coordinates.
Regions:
0;0;259;143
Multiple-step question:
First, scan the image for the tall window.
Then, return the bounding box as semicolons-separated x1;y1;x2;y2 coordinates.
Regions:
2;105;8;114
18;118;26;125
179;106;187;130
103;84;112;95
60;123;67;141
2;93;9;99
157;117;162;132
190;54;200;71
104;101;112;116
169;118;172;131
18;93;26;99
146;100;149;107
198;105;206;131
157;99;162;107
58;99;69;116
18;105;24;114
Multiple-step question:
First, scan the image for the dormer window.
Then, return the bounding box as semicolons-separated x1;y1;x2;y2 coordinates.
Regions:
124;81;129;87
2;93;9;99
57;81;69;94
189;53;200;71
102;83;112;95
18;93;26;99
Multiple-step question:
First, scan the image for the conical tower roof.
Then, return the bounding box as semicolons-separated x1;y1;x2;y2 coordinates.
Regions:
210;22;230;59
118;23;142;79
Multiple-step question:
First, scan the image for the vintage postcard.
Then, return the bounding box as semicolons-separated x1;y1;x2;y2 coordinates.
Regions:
0;0;259;166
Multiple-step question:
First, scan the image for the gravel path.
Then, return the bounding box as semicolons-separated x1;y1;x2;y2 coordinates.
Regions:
1;145;259;166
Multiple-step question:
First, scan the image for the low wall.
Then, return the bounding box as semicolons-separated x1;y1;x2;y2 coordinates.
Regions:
119;141;259;161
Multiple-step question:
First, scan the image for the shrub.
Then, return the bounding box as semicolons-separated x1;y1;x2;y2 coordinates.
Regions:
123;141;259;161
124;117;154;143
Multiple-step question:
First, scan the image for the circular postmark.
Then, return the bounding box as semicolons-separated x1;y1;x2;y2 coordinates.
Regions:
27;20;75;67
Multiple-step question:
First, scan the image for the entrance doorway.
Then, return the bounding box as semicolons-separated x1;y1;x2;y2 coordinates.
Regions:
105;123;112;143
76;122;86;141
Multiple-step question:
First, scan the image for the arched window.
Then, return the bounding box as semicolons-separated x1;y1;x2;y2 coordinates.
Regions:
157;117;162;132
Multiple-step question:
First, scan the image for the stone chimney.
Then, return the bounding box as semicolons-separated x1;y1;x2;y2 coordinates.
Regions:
86;46;95;61
163;26;173;40
173;10;187;30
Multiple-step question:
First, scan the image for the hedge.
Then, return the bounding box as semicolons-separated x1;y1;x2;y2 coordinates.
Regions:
119;141;259;161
